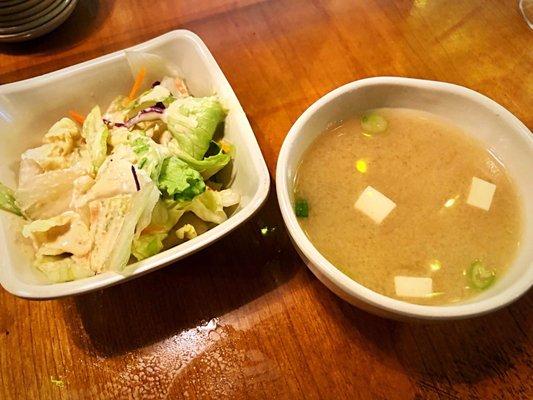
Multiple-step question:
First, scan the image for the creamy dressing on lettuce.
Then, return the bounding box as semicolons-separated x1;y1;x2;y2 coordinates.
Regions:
0;65;240;283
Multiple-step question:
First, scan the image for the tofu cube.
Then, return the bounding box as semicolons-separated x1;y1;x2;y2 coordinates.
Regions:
467;177;496;211
354;186;396;224
394;276;433;298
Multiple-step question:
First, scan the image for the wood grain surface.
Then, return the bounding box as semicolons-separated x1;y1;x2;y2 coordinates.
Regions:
0;0;532;399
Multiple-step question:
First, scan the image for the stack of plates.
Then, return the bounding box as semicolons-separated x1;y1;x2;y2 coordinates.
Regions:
0;0;78;43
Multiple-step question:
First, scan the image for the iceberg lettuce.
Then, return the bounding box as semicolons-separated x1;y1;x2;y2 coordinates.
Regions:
167;139;230;179
22;211;92;258
19;118;83;174
43;118;80;152
166;96;226;160
175;224;197;240
0;182;22;216
16;162;89;219
131;233;166;261
186;188;239;224
137;85;171;107
129;133;166;180
131;198;188;261
158;156;205;201
35;255;94;283
88;178;159;273
82;106;109;171
104;95;130;124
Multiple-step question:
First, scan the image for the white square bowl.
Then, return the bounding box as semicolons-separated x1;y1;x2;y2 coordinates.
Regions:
0;30;270;299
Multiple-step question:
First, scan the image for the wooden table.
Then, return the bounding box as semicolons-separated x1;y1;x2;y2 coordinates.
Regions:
1;1;531;399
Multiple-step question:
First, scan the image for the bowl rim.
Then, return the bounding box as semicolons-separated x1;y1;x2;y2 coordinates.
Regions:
276;76;533;320
0;30;271;299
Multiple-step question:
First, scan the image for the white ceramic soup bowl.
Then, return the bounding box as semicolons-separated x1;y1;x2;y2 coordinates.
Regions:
276;77;533;321
0;30;270;299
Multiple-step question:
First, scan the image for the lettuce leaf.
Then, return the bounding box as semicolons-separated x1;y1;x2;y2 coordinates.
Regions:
166;96;226;160
158;156;205;201
19;118;83;174
16;162;89;219
181;150;230;180
131;198;188;261
175;224;197;240
168;140;230;180
104;95;130;124
88;178;159;273
129;133;166;181
185;188;239;224
43;118;80;152
71;158;147;209
137;85;171;106
22;211;92;258
35;255;94;283
82;106;109;171
140;200;186;234
20;144;73;172
160;76;189;98
135;180;160;238
0;182;22;216
131;233;166;261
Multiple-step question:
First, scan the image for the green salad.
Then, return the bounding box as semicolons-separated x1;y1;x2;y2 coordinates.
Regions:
0;61;239;283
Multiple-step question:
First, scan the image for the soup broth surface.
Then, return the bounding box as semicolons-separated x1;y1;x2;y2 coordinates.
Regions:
295;108;522;305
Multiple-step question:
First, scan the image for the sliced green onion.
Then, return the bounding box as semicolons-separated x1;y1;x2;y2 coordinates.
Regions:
467;260;496;290
295;198;309;218
360;112;388;136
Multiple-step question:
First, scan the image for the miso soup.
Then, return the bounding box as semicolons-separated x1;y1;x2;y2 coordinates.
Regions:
294;108;522;305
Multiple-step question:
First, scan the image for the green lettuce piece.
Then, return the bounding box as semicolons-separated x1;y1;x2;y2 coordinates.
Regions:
137;85;171;106
82;106;109;171
175;224;197;240
89;177;160;273
186;189;226;224
132;199;187;261
35;256;94;283
22;211;91;258
132;233;167;261
128;86;172;118
131;188;239;261
185;188;239;224
140;200;186;234
106;95;129;113
0;182;22;216
104;95;130;124
149;200;178;231
129;133;165;180
182;151;230;179
44;118;80;147
166;96;226;160
158;156;205;201
168;140;230;180
16;163;88;220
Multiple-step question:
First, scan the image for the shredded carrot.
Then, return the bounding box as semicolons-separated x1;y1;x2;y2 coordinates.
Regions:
69;110;85;124
128;66;147;100
219;140;231;154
